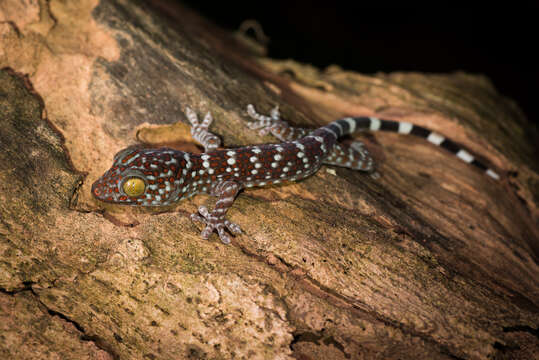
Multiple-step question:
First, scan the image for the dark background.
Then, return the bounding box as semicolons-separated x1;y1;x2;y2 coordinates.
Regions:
182;1;537;125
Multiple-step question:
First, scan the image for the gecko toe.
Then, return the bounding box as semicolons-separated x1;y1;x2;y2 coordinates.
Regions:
224;220;242;234
190;207;239;244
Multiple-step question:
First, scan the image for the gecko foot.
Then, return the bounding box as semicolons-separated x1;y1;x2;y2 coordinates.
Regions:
246;104;282;136
185;107;222;152
190;205;242;244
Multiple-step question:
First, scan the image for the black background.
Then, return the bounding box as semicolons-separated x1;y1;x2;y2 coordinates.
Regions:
181;1;537;125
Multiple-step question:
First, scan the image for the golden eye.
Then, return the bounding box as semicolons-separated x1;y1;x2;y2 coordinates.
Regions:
122;177;145;197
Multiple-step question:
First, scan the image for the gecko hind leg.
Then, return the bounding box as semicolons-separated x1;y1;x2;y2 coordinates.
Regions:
185;107;222;152
246;104;310;141
323;141;377;174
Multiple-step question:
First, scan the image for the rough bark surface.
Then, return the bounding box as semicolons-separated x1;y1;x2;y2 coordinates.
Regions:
1;0;538;359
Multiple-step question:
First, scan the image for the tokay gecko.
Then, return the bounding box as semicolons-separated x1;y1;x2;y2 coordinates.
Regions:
92;105;500;244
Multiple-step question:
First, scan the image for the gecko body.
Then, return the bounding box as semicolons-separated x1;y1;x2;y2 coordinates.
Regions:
92;105;499;243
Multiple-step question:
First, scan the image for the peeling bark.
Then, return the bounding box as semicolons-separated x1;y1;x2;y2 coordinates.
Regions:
0;0;538;359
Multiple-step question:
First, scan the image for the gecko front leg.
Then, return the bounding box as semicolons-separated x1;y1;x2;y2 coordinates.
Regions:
190;181;242;244
185;107;222;152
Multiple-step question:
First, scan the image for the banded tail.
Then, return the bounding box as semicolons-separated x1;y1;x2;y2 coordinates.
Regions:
324;117;500;180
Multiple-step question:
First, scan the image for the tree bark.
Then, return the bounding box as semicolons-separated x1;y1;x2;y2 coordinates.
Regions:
0;0;537;359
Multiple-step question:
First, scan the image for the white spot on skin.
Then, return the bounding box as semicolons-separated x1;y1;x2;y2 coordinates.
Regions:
271;162;278;168
283;167;289;172
227;158;236;165
250;156;258;163
201;154;210;160
276;146;284;152
203;161;210;168
208;168;215;174
191;171;196;177
398;122;413;134
226;167;232;172
343;118;356;133
252;147;261;154
486;169;500;180
297;152;304;158
427;132;445;145
258;182;266;186
294;142;305;150
251;169;258;174
274;154;282;161
369;117;381;131
226;151;236;156
456;149;474;163
255;163;262;169
199;169;205;175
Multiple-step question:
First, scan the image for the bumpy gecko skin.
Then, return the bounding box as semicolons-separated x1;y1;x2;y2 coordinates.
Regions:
92;105;500;243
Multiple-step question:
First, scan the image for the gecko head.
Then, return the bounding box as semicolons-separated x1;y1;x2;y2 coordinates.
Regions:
92;146;188;206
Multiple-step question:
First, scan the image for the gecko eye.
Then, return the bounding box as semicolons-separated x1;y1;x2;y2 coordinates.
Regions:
122;177;146;197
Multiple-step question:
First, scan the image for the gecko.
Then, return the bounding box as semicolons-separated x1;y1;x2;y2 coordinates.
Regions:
92;105;500;244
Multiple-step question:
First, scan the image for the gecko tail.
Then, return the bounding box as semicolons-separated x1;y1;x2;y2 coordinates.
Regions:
325;116;500;180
